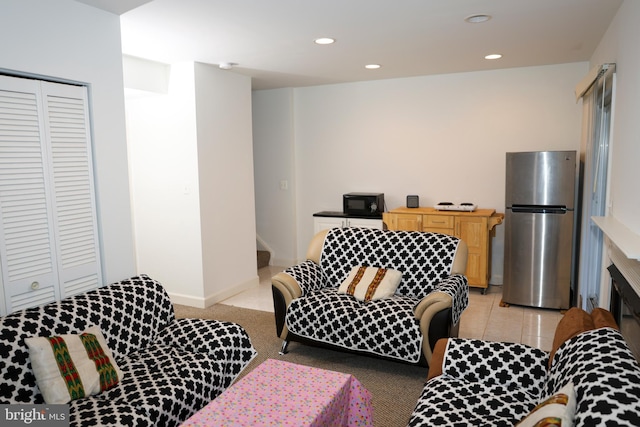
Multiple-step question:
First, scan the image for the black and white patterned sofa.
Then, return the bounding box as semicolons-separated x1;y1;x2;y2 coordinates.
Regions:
272;227;469;365
0;275;257;427
408;307;640;426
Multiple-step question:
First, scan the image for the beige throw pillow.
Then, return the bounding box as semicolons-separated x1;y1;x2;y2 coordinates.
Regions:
338;266;402;302
25;325;123;404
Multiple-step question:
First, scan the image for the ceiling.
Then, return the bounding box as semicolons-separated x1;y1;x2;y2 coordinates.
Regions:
75;0;623;91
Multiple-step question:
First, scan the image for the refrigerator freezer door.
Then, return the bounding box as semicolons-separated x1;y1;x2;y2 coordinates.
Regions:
503;209;573;309
506;151;576;209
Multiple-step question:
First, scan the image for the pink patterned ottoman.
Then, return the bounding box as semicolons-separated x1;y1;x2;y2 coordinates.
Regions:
180;358;373;426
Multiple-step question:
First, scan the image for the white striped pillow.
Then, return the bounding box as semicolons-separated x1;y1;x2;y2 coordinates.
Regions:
25;325;123;404
338;266;402;301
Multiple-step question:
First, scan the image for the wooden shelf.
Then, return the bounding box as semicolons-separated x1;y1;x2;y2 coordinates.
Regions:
592;216;640;260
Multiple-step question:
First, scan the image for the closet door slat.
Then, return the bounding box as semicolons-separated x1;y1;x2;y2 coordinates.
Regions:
0;75;102;315
0;77;59;312
42;82;102;299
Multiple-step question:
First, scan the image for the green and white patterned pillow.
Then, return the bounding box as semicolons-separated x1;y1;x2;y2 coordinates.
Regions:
25;325;123;404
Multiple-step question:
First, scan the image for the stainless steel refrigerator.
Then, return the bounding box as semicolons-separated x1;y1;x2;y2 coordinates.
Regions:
503;151;577;309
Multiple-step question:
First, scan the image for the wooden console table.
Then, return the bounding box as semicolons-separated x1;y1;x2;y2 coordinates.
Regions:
383;207;503;293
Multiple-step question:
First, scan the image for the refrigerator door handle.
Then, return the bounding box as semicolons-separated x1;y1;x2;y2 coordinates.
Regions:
510;205;568;214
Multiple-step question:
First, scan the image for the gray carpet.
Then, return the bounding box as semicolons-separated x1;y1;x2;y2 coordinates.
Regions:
174;303;427;427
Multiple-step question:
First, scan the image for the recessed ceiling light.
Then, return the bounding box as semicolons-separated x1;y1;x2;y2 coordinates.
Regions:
484;54;502;60
218;62;237;70
314;37;335;45
465;14;491;23
365;64;381;69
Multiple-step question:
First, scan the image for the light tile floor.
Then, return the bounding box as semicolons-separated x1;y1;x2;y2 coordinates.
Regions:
459;285;562;351
221;266;282;312
221;266;563;352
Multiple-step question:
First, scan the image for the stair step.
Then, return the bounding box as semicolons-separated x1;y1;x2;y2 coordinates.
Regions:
257;250;270;269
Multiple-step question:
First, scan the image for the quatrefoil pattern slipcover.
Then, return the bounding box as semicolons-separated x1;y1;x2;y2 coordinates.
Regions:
408;328;640;426
284;227;468;363
409;338;550;426
546;328;640;426
0;275;257;427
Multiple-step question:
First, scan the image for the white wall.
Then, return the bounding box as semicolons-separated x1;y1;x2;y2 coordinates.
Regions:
252;89;297;266
193;63;258;303
590;0;640;234
0;0;136;283
126;61;257;306
254;62;587;284
126;62;204;300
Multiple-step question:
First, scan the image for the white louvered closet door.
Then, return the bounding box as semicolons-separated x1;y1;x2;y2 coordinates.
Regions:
0;75;102;315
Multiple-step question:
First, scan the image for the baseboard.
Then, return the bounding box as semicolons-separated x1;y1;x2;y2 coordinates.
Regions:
204;276;259;307
168;292;207;308
271;257;297;268
167;276;259;308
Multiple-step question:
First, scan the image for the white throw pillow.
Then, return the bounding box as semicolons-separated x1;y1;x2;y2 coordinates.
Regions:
338;266;402;302
516;382;576;427
25;325;123;404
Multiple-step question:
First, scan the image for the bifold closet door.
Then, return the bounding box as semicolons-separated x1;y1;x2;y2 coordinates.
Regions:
0;75;102;315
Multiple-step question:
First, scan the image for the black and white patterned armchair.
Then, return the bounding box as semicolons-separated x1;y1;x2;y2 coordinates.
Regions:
0;275;257;427
272;227;469;365
409;310;640;426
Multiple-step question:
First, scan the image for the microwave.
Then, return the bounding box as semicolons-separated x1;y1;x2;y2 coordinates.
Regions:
343;193;385;217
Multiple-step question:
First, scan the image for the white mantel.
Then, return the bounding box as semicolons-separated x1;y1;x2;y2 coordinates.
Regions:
593;216;640;301
592;216;640;260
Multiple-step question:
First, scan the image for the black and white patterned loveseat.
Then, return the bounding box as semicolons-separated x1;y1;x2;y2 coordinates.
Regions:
272;227;469;365
0;275;257;426
409;308;640;426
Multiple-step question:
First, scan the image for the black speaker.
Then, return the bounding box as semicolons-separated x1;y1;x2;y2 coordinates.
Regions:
406;195;419;208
